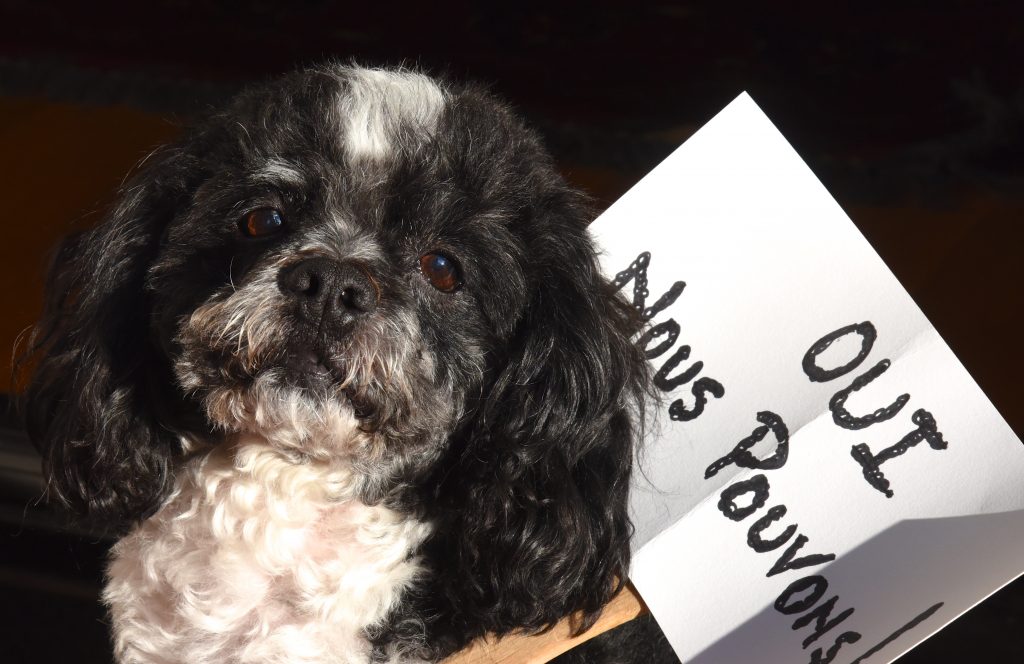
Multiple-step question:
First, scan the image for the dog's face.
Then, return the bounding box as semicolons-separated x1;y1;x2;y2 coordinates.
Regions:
152;68;530;475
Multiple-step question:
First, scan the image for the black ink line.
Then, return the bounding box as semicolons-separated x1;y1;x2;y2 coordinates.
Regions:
848;602;944;664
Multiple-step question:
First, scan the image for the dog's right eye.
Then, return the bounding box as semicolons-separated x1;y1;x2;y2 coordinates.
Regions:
419;252;462;293
241;208;285;238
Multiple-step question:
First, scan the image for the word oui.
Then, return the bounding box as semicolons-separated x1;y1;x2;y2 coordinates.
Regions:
802;322;949;497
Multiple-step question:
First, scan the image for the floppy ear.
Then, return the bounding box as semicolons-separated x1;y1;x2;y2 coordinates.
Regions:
431;193;650;645
21;147;195;529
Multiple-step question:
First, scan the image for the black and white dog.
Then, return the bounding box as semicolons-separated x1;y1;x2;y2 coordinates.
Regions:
24;65;651;663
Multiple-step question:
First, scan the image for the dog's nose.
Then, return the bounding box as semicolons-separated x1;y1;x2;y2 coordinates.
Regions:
278;257;379;326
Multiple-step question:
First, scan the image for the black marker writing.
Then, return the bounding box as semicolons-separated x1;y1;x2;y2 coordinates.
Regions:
717;474;771;522
638;319;679;360
792;595;856;649
703;318;952;661
802;322;877;383
803;321;949;497
669;377;725;422
774;575;829;614
829;359;910;430
611;251;683;321
747;505;797;553
851;409;949;498
653;345;703;391
705;410;789;479
767;535;836;577
849;602;945;664
713;449;884;663
809;631;862;664
615;251;724;422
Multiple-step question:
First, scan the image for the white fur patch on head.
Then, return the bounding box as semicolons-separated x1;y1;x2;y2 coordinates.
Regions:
339;67;446;163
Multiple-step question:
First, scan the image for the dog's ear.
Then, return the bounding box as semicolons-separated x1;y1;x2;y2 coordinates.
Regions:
436;191;650;642
21;146;195;529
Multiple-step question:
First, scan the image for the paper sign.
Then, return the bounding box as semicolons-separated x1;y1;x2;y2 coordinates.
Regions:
590;93;1024;663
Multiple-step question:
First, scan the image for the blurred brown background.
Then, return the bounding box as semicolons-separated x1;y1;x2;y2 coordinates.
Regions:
0;1;1021;662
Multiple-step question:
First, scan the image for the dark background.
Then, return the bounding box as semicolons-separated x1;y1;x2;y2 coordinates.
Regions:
0;1;1022;661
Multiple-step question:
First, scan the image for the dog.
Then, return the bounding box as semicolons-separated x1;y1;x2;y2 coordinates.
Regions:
23;64;650;663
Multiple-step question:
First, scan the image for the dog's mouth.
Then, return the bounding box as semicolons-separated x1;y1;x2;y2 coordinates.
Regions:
283;349;336;388
280;350;377;423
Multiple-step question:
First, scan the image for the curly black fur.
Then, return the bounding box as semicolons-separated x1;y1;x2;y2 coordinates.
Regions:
380;182;648;658
22;144;203;527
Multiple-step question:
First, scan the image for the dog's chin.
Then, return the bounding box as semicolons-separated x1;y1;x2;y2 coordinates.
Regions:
197;359;375;460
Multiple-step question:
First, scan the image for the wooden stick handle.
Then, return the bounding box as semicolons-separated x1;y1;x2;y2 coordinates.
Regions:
444;583;648;664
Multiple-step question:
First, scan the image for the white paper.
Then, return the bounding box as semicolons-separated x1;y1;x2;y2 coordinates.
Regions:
590;93;1024;663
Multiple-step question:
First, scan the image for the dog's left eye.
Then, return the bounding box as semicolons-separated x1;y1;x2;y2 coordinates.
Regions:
419;252;462;293
241;208;285;238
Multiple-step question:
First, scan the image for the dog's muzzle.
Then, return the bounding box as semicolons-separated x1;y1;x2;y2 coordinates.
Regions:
277;257;381;390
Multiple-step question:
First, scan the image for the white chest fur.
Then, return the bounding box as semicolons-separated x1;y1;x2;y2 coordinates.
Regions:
104;439;431;664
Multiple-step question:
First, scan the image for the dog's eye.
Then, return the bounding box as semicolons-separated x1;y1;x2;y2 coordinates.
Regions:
241;208;285;238
419;252;462;293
